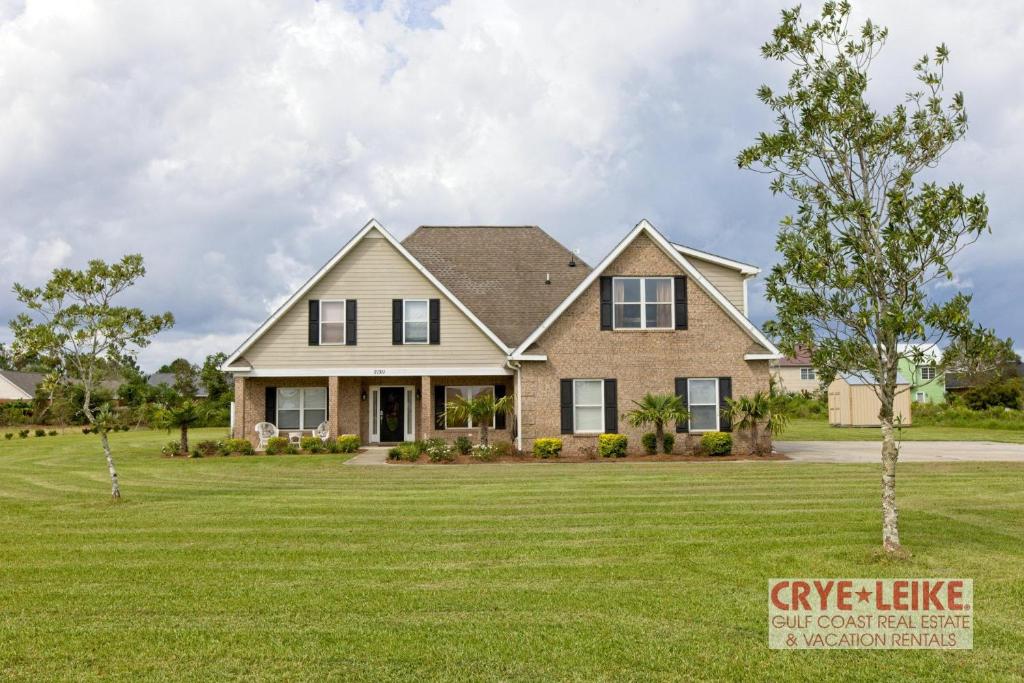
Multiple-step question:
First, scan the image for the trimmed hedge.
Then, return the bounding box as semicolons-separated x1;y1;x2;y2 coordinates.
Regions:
533;438;562;459
336;434;360;453
701;431;732;456
265;436;290;455
598;433;628;458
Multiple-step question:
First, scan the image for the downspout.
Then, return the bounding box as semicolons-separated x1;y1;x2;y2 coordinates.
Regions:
506;358;523;451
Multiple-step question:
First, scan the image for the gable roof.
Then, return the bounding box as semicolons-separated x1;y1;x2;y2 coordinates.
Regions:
671;243;760;275
222;219;511;370
777;345;813;367
511;219;781;359
0;370;43;397
402;226;592;347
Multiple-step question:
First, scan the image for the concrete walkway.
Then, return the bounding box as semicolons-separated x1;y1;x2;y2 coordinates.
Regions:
344;446;391;465
777;440;1024;463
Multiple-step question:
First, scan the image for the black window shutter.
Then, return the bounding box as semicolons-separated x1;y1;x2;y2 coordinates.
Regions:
675;377;689;433
392;299;403;345
599;276;613;330
434;385;445;429
345;300;357;346
603;379;617;433
719;377;732;432
560;379;574;434
429;299;440;344
308;300;320;346
265;386;277;424
494;384;507;430
674;276;688;330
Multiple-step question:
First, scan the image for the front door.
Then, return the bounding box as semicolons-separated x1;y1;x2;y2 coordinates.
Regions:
379;387;405;442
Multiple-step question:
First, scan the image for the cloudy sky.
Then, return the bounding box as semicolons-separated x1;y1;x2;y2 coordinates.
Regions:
1;0;1021;370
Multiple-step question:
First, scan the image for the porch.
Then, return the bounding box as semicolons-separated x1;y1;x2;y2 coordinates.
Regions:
232;374;513;446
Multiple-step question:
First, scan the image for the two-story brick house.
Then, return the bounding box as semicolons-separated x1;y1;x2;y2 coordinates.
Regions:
223;219;780;454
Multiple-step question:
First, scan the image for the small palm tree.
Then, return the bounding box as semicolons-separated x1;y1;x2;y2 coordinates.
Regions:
723;390;790;456
441;392;514;446
625;393;688;453
152;400;207;456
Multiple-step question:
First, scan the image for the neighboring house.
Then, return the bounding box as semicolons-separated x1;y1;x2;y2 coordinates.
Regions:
147;373;209;398
0;370;43;403
223;219;781;454
771;346;820;394
896;343;945;404
827;373;912;427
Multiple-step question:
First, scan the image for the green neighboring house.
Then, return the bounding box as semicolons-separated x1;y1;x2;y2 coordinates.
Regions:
897;344;945;404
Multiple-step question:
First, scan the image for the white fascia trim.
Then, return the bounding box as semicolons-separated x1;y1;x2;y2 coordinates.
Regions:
232;366;513;377
671;243;760;275
513;219;781;357
509;353;547;361
745;353;783;360
223;218;511;368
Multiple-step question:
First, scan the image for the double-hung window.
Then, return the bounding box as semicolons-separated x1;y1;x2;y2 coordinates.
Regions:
800;367;816;381
276;387;327;430
687;378;719;432
444;386;495;428
404;299;429;344
573;379;604;433
920;365;936;381
320;301;345;344
613;277;673;329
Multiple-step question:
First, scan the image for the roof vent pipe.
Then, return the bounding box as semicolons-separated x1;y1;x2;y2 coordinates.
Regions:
569;249;578;267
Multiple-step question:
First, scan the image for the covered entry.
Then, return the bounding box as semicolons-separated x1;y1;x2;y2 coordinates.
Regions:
368;385;416;443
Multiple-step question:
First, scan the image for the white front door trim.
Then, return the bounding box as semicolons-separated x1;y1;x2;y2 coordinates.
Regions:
368;384;416;443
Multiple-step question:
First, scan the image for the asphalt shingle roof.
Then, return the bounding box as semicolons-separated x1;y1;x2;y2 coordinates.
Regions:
0;370;44;397
403;226;592;347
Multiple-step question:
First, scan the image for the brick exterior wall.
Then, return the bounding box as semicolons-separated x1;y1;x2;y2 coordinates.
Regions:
518;233;771;455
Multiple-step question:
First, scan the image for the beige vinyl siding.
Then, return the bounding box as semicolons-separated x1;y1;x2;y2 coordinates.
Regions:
243;231;507;369
686;255;747;313
773;366;820;393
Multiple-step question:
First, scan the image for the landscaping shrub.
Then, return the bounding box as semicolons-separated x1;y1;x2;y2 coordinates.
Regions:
161;440;181;456
194;440;220;457
662;433;675;454
81;427;92;435
774;391;827;418
300;436;325;453
265;436;290;455
34;429;46;437
532;437;562;459
0;400;32;427
218;438;255;456
325;440;343;454
701;431;732;456
472;444;496;462
189;448;203;458
336;434;360;453
424;438;455;463
913;402;1024;430
48;430;58;436
18;430;29;439
4;433;13;440
453;435;473;455
641;432;658;455
387;446;402;461
391;441;423;462
490;440;515;458
962;379;1023;411
598;433;628;458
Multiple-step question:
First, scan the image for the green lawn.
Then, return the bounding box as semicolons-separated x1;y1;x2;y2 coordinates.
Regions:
780;417;1024;444
1;429;1023;681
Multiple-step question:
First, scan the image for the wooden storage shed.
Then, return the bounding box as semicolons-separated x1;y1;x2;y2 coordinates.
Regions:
827;373;912;427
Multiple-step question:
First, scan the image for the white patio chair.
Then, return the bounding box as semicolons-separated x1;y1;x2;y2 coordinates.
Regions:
314;422;331;444
255;422;278;450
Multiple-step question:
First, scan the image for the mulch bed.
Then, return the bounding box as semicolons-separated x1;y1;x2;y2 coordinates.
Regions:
389;452;790;464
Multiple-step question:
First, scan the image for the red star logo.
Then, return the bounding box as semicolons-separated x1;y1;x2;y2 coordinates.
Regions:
856;587;872;603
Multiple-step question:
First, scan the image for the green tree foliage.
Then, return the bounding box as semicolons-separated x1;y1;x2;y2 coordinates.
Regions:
942;327;1019;386
442;392;514;446
625;393;688;453
200;352;231;403
150;400;208;456
11;254;174;498
738;2;989;553
723;391;791;456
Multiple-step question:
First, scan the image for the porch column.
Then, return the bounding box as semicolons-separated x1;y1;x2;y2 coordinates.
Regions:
420;376;432;440
233;376;246;439
328;376;340;438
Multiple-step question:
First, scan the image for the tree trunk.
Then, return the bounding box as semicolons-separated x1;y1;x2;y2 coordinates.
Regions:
180;425;189;456
655;423;666;453
100;429;121;499
880;415;901;553
480;423;489;446
751;422;761;456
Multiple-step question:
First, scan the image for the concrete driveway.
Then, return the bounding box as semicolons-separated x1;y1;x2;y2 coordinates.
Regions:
777;440;1024;463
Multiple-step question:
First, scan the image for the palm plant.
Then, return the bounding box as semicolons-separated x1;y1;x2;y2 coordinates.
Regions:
723;390;790;456
625;393;688;453
152;400;207;456
441;391;514;446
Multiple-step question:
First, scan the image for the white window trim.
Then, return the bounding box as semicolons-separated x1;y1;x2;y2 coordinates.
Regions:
403;298;430;345
919;366;936;381
687;378;720;433
612;276;674;330
573;379;605;434
276;387;328;432
443;385;497;429
319;300;346;345
800;367;816;381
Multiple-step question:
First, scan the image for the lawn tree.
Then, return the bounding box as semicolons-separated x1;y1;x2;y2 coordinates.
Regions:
941;326;1018;386
11;255;174;499
625;393;688;454
151;400;207;456
723;391;790;456
442;391;514;446
739;2;989;553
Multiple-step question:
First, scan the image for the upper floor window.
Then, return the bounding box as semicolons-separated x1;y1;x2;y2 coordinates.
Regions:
920;366;936;381
613;277;673;329
800;367;816;381
319;301;345;344
404;299;429;344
